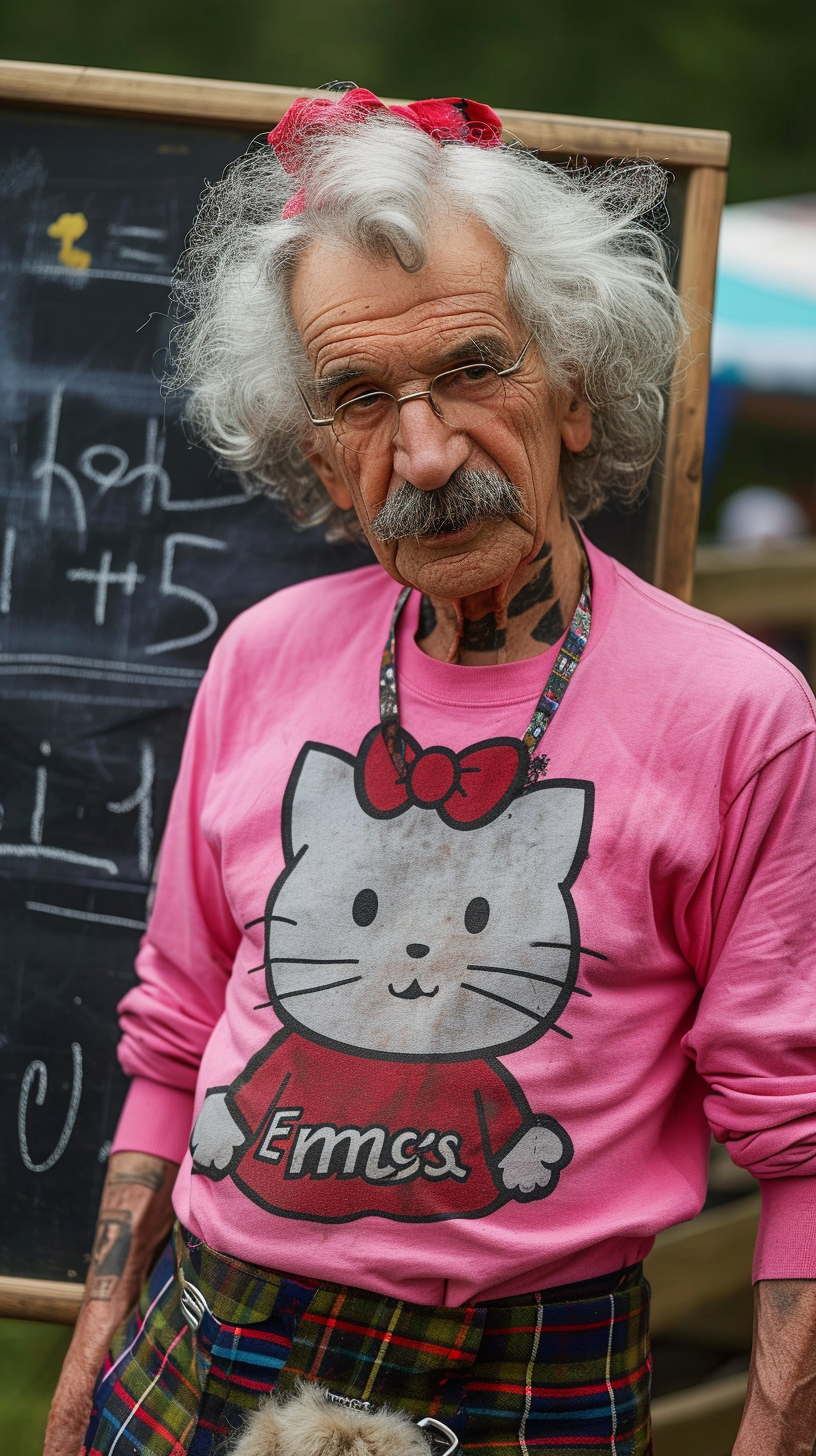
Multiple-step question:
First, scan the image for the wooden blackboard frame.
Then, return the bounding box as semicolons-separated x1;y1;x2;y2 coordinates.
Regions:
0;60;729;1323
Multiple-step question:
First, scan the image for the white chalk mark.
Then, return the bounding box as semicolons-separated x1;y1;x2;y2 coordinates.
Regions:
0;844;118;873
141;420;246;514
0;667;191;691
18;1042;83;1174
0;651;201;682
1;527;16;613
30;757;48;844
139;418;164;514
108;225;168;240
4;691;170;709
118;247;168;266
67;551;145;625
145;533;226;655
26;901;147;931
78;421;174;516
32;389;87;545
17;262;173;287
78;444;129;492
107;742;155;878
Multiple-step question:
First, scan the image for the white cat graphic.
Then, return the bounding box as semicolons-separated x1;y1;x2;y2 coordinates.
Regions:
192;729;594;1222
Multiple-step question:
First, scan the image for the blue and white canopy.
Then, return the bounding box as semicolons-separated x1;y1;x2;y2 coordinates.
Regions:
711;195;816;395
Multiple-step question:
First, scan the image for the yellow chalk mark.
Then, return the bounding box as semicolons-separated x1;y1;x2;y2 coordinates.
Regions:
46;212;92;270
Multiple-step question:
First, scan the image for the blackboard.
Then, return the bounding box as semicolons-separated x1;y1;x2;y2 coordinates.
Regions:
0;104;371;1291
0;66;728;1313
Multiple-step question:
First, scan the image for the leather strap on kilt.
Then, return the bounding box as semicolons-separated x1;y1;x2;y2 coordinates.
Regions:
82;1222;652;1456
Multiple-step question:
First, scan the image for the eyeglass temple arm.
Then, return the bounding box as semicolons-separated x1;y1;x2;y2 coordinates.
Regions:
296;381;336;428
498;333;534;379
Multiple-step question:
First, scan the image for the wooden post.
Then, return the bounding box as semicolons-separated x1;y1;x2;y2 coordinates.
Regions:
654;165;729;601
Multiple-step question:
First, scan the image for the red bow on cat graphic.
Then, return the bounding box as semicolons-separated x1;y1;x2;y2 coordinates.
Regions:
268;88;503;218
356;726;528;830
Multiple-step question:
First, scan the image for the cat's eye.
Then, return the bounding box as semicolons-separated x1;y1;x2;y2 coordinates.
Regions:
352;888;379;927
464;897;490;934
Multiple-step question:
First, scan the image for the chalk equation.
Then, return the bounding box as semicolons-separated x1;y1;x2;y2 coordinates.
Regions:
0;384;255;660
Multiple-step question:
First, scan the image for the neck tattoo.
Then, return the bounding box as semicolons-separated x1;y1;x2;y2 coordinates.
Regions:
416;539;573;661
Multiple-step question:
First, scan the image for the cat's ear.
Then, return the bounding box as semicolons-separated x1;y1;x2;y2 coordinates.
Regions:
511;780;593;884
284;745;358;859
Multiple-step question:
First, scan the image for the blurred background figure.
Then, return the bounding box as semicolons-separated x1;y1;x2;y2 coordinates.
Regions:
718;486;810;545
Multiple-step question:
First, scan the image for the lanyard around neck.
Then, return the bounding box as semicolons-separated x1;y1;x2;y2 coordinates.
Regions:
378;570;592;786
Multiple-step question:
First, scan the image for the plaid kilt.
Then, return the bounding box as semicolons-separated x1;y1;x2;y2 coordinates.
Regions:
82;1224;651;1456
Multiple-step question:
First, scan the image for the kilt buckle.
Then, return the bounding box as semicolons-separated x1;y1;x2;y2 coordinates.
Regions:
417;1416;462;1455
179;1275;212;1332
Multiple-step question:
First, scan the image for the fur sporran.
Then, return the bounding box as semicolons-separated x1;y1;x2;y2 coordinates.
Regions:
229;1380;460;1456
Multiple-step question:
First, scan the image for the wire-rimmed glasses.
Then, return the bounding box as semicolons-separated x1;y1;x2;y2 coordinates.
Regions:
298;335;534;452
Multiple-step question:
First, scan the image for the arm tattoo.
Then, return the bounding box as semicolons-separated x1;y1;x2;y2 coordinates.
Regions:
88;1209;133;1301
108;1167;166;1194
762;1280;808;1318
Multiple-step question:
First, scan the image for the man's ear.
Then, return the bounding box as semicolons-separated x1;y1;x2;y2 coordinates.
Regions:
560;396;593;454
305;446;354;511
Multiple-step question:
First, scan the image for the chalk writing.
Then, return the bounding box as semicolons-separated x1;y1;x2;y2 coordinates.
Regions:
26;902;147;931
0;526;15;613
18;1042;83;1173
34;389;87;546
66;551;145;626
106;742;155;878
145;532;226;655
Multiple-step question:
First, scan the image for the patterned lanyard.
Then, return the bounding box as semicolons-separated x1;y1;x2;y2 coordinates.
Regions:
378;569;592;783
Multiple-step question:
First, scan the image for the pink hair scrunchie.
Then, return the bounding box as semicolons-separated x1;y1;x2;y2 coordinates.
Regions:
268;87;503;219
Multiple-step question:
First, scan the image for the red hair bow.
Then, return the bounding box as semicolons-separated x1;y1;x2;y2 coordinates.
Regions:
355;725;527;830
268;87;502;219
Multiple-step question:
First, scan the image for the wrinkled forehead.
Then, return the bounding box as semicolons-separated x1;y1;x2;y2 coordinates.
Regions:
289;213;513;382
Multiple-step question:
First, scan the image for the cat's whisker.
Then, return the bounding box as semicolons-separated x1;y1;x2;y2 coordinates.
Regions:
247;962;266;974
460;981;543;1023
466;963;592;998
530;940;607;961
467;963;567;992
278;975;364;1001
461;981;575;1038
265;956;360;966
245;913;299;930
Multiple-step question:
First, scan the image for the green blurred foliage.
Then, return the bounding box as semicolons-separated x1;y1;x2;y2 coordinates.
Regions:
1;0;814;203
0;1318;71;1455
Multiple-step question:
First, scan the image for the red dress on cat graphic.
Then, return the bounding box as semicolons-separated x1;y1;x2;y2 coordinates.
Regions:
226;1029;530;1221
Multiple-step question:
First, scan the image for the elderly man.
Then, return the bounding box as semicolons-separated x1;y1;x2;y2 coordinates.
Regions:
48;89;816;1456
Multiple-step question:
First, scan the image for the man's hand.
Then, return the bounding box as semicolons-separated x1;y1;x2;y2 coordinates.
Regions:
44;1151;178;1456
733;1279;816;1455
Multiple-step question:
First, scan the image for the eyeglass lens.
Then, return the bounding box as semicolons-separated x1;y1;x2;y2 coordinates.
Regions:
332;364;507;447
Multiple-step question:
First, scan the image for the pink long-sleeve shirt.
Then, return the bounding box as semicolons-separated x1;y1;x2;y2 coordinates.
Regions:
113;537;816;1304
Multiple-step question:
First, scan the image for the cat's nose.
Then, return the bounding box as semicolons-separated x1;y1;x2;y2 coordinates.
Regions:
406;943;430;958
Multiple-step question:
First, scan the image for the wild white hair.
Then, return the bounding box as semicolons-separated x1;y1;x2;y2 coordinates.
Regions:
168;115;687;538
